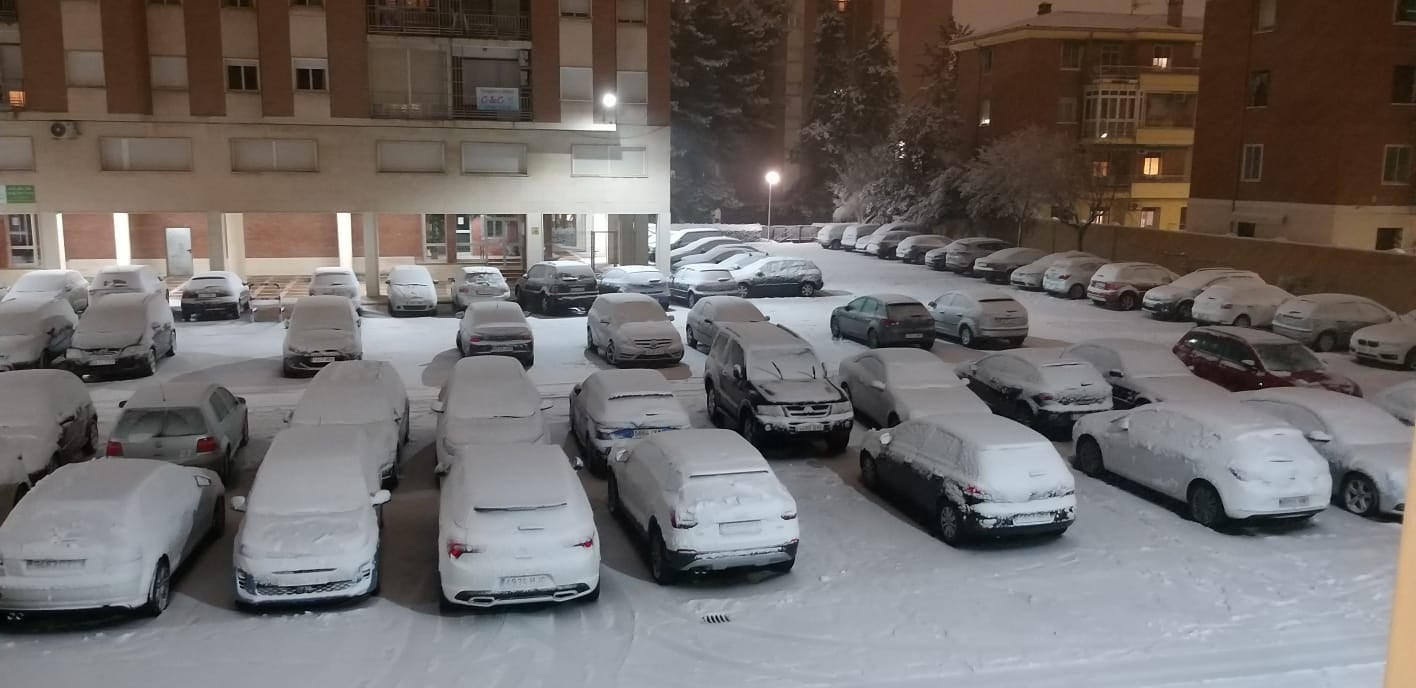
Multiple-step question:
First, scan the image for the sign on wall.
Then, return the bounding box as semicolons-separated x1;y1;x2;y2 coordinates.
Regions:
1;184;35;204
475;87;520;112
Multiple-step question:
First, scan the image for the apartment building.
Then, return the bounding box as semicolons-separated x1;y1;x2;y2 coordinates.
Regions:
0;0;670;294
1187;0;1416;250
952;2;1201;230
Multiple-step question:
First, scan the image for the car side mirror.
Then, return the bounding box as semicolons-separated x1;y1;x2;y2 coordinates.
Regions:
237;397;247;406
431;400;445;414
371;489;392;506
869;380;886;391
282;410;293;424
1107;369;1124;379
283;319;291;330
610;448;630;464
230;496;247;512
1240;359;1257;369
763;315;770;322
755;271;765;277
667;314;675;322
194;475;213;488
927;301;936;308
571;456;585;471
731;364;744;381
879;432;893;446
1306;430;1333;443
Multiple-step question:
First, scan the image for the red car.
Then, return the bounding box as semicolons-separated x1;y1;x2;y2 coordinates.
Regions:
1172;326;1361;397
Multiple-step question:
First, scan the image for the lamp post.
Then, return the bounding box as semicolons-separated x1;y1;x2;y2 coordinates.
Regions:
601;92;617;124
765;170;781;230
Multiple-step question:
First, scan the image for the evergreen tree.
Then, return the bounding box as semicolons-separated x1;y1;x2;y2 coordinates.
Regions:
795;1;852;218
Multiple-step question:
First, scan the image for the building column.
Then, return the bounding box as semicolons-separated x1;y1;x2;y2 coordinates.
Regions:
336;212;354;270
653;210;671;275
524;213;545;264
38;212;64;269
224;213;246;276
205;211;227;272
362;212;380;299
112;212;132;265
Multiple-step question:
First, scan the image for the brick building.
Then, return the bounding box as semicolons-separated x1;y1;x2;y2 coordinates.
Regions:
1186;0;1416;250
951;2;1202;230
0;0;671;294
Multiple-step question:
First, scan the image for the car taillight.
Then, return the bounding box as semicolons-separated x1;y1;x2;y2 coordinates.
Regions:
105;440;123;457
447;541;481;558
964;485;985;497
1104;281;1123;290
671;511;697;529
882;319;897;327
469;335;482;343
195;436;218;453
572;535;595;549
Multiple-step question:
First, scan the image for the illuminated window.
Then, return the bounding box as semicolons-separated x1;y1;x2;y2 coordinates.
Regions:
1142;155;1162;176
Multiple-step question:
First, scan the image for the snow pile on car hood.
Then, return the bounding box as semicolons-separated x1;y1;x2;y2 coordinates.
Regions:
1373;382;1416;425
239;510;368;558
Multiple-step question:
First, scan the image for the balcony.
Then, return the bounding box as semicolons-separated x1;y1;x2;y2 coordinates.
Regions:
370;89;531;122
1130;177;1191;200
1;80;24;111
367;1;530;41
1093;64;1199;94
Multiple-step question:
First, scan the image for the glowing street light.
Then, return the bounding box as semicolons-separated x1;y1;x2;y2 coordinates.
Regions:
765;170;782;229
601;93;618;125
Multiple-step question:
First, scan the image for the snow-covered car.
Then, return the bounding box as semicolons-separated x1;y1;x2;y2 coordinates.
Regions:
179;271;250;321
1086;262;1178;310
1174;326;1361;396
606;429;799;584
705;322;852;451
972;247;1046;284
231;429;390;609
308;267;361;305
281;295;361;377
684;295;767;351
716;252;768;271
1373;381;1416;426
586;293;684;367
853;225;896;251
859;414;1076;545
862;227;923;259
597;265;671;308
929;238;1012;274
89;264;166;305
1063;339;1228;409
839;224;880;252
448;266;510;311
434;356;547;475
0;295;77;371
1073;401;1332;529
457;300;534;365
1236;388;1412;517
676;244;767;271
289;381;404;489
837;348;989;427
927;288;1029;349
305;360;411;447
665;227;724;251
669;265;739;306
0;458;224;619
0;280;6;300
731;257;824;298
438;443;599;608
1;269;90;315
107;381;249;481
1042;255;1111;299
1009;251;1096;290
815;223;851;249
515;260;599;315
1352;311;1416;369
896;234;951;264
830;293;934;348
956;349;1112;438
1271;294;1396;352
1142;268;1263;321
0;370;97;508
570;369;692;474
68;292;176;379
1191;283;1293;328
669;236;741;266
385;264;439;317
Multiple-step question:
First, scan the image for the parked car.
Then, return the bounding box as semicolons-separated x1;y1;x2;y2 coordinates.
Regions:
179;271;250;321
704;322;852;452
516;260;598;315
1042;255;1111;299
859;415;1075;545
972;247;1046;284
1010;251;1095;290
385;264;439;317
107;381;248;481
830;293;934;348
862;227;923;259
839;223;880;252
816;223;852;249
90;264;167;305
1373;381;1416;426
597;265;671;308
449;266;511;311
0;459;224;619
669;236;741;267
586;293;684;367
570;369;693;474
931;238;1012;274
1236;388;1411;517
289;382;404;489
0;279;6;300
731;257;824;298
281;295;361;377
2;269;90;314
896;234;951;264
1073;401;1331;529
0;369;98;511
716;252;769;272
1272;293;1396;352
1063;339;1228;409
308;267;361;306
675;244;765;272
0;295;77;370
684;295;767;351
927;288;1028;349
853;225;897;252
434;356;547;475
1142;268;1263;321
305;360;411;447
232;430;390;609
68;292;176;379
1351;311;1416;369
837;348;989;427
664;227;724;252
438;443;599;608
669;265;739;306
1086;262;1178;310
455;300;534;365
1191;283;1294;328
956;349;1112;437
1172;326;1361;396
606;429;799;584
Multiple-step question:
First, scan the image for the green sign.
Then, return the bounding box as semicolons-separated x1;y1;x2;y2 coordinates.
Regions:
2;185;35;204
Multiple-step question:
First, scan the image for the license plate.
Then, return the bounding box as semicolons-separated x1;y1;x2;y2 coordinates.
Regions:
490;345;515;352
500;575;551;591
1279;496;1310;508
793;422;825;433
26;559;83;570
1012;513;1053;526
311;356;334;364
91;357;116;366
476;289;495;296
569;287;586;293
719;520;762;536
905;333;923;339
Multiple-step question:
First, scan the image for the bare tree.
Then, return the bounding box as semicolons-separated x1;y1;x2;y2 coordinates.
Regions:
1051;150;1121;251
957;127;1076;245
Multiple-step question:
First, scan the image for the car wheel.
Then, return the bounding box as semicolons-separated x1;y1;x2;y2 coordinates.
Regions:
1187;482;1229;530
368;553;381;597
141;558;172;617
866;329;879;348
825;427;850;454
1118;292;1139;311
1067;284;1085;300
737;284;752;298
648;526;677;585
1314;330;1339;353
229;304;241;320
12;482;29;509
1075;437;1105;477
168;332;177;357
1340;473;1380;517
141;348;158;376
1177;301;1194;321
540;293;552;315
585;327;595;350
607;471;623;518
1233;314;1252;328
935;500;966;546
706;385;722;427
685;325;698;349
860;451;880;490
958;325;975;348
457;336;466;357
800;282;817;298
739;412;761;446
606;342;620;367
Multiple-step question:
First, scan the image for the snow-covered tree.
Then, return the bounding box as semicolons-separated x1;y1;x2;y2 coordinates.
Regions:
958;127;1080;244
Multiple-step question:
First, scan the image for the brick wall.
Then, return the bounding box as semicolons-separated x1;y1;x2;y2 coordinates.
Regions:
244;213;340;259
62;214;115;260
131;213;209;259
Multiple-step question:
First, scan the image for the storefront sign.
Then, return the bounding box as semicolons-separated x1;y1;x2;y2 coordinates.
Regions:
475;87;520;112
1;184;35;204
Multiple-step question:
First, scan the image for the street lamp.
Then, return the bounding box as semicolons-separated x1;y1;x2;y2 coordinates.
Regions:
601;92;617;124
765;170;781;229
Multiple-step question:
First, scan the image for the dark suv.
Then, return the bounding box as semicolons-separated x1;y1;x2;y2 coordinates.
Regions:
515;261;598;315
1172;326;1361;396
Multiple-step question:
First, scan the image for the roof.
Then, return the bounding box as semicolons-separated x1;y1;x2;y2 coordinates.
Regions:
311;360;395;387
95;265;148;275
645;429;766;475
1145;400;1294;434
87;292;150;311
1099;261;1160;269
912;414;1048;448
1195;326;1299;345
959;11;1203;46
1285;293;1371;304
123;381;217;409
720;321;808;349
0;294;63;314
950;237;1005;246
538;260;593;269
388;264;432;276
453;444;574;509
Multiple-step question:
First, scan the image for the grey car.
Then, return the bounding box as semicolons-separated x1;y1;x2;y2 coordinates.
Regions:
516;261;599;315
684;295;768;351
830;294;935;349
107;381;249;481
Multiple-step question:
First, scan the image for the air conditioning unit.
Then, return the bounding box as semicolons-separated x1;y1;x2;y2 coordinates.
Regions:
49;121;80;140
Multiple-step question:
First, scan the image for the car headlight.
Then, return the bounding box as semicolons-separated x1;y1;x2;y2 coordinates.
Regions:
755;405;785;417
831;402;853;415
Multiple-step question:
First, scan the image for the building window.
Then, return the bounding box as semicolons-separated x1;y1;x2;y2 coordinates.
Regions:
1139;208;1160;228
1255;0;1276;30
230;138;318;173
1383;145;1412;184
1377;227;1404;251
65;51;106;88
294;59;328;91
1058;97;1078;123
560;66;592;102
1241;144;1263;182
980;48;992;74
222;0;254;7
1084;86;1139;139
1142;155;1162;176
1179;206;1188;229
461;142;528;175
1235;222;1256;238
571;145;646;177
291;0;322;7
0;136;34;170
1092;160;1110;178
1393;65;1416;103
226;61;260;92
1400;0;1416;22
560;0;590;17
1144;92;1198;127
151;56;188;89
99;137;193;172
978;99;991;126
1152;45;1172;70
6;214;38;266
1060;42;1083;70
1247;70;1269;107
423;214;447;262
1099;43;1122;66
616;0;645;23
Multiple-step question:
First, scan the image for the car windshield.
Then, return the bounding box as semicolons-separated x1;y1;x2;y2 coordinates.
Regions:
747;348;822;382
614;301;667;322
113;407;208;438
1253;343;1324;372
292;306;353;331
312;272;354;286
389;269;430;286
692;269;733;284
187;277;230;292
464;271;507;286
12;273;69;292
558;265;595;279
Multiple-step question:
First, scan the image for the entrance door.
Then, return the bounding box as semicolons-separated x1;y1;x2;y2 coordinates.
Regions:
165;227;193;276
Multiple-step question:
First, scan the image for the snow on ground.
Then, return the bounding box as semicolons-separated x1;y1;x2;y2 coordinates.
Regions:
4;242;1412;688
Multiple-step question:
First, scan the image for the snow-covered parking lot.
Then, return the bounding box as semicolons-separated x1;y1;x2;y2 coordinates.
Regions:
5;242;1410;688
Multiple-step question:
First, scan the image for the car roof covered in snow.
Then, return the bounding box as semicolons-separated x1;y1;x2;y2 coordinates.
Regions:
1193;325;1297;345
614;264;662;273
643;429;767;476
251;430;374;513
187;271;242;282
910;414;1049;448
450;444;574;509
95;265;150;277
27;458;173;502
0;370;86;421
466;300;528;323
866;293;922;306
311;359;396;386
948;237;1002;247
314;266;355;275
595;292;659;306
698;295;764;318
86;291;151;312
539;260;595;272
458;266;501;275
1140;400;1297;435
985;348;1074;366
388;264;432;280
0;294;70;319
447;357;539;416
1285;293;1374;305
938;286;1017;302
122;381;219;409
293;294;356;313
292;382;392;422
1234;388;1404;424
1201;283;1289;298
720;321;808;349
1374;382;1416;420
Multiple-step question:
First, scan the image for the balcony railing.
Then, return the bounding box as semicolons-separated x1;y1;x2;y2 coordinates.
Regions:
1093;64;1201;79
1084;120;1136;140
367;2;530;40
369;89;532;122
0;0;18;23
1;81;25;111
